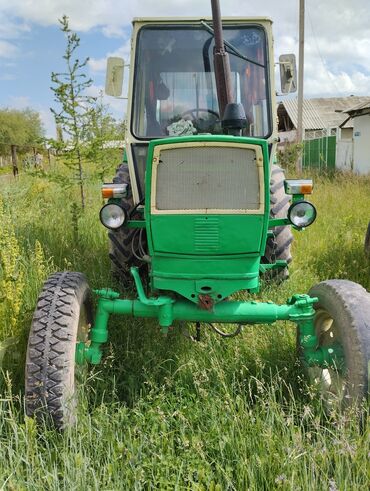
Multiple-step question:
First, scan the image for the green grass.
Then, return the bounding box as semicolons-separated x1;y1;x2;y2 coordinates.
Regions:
0;170;369;490
0;165;12;176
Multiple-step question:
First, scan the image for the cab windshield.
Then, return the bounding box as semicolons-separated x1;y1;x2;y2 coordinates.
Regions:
132;24;271;139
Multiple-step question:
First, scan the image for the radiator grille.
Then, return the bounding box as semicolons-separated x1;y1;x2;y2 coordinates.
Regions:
155;146;260;211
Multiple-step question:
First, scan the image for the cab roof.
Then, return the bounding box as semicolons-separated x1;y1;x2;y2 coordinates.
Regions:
132;17;273;25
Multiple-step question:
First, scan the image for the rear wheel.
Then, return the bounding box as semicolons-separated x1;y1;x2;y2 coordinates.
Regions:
299;280;370;409
25;272;93;430
262;164;293;281
108;164;144;286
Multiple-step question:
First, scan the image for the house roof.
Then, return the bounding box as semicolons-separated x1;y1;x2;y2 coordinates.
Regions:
279;99;324;130
278;96;370;130
344;100;370;115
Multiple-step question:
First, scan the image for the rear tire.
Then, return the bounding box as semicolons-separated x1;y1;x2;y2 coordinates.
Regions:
262;164;293;281
108;164;142;286
299;280;370;409
25;272;93;430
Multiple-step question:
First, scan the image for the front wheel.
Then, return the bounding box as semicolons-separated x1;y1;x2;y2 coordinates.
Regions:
298;280;370;409
25;272;93;430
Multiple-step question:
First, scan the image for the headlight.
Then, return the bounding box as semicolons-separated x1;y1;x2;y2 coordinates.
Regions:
99;203;127;229
288;200;316;228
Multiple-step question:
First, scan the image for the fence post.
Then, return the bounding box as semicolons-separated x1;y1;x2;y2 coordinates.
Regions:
10;145;19;177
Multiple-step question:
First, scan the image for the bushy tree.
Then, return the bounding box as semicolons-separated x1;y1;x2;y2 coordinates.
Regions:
83;92;125;181
0;108;44;153
0;108;44;175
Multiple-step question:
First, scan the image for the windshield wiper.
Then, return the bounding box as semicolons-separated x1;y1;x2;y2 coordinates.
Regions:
200;20;265;69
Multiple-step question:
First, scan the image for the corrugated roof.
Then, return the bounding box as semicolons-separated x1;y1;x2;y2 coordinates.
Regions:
281;99;324;130
279;96;370;130
344;100;370;114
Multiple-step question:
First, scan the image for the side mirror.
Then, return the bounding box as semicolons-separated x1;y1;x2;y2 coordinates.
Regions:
279;54;297;94
105;57;124;97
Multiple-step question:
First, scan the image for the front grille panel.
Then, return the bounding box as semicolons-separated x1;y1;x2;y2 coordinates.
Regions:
155;145;260;211
194;217;220;252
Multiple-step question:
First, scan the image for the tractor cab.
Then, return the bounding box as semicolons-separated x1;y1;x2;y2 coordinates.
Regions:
111;18;279;202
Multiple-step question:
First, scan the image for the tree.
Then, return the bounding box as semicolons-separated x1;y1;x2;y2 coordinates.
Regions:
83;92;126;181
50;15;96;209
0;108;44;176
0;108;44;152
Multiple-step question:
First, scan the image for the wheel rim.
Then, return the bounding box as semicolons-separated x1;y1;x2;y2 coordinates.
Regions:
61;303;92;427
308;308;347;407
74;303;91;383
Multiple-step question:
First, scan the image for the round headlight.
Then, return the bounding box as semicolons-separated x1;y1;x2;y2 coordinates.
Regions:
99;203;126;229
288;200;317;228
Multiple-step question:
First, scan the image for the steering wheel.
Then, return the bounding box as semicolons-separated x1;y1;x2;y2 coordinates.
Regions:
181;108;220;120
180;108;220;133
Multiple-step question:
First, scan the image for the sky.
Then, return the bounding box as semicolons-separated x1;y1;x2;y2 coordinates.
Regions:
0;0;369;137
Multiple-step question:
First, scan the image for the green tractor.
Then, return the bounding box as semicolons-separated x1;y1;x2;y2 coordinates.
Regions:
25;1;370;429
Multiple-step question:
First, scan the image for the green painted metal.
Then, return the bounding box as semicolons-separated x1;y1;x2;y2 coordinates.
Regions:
127;220;146;229
297;317;345;370
76;279;320;365
292;194;305;202
151;255;260;302
259;260;287;273
76;276;342;373
151;214;264;255
268;218;290;227
303;136;336;170
143;135;271;303
93;288;120;299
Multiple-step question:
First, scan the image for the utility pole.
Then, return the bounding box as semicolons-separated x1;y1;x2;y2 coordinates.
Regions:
296;0;305;172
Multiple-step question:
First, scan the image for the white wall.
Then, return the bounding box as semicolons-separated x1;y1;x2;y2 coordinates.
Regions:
336;139;353;171
353;114;370;174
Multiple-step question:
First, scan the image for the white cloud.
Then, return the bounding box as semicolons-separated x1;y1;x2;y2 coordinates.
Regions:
0;0;296;32
88;57;107;73
102;24;125;38
88;38;131;74
8;95;32;108
0;15;30;40
1;0;370;104
0;40;19;58
85;83;126;120
38;107;56;137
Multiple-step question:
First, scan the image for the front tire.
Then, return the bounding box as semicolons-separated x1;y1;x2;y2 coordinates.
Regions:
299;280;370;409
25;272;93;430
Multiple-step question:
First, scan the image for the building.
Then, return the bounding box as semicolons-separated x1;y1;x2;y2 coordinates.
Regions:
277;96;370;143
278;96;370;173
341;101;370;174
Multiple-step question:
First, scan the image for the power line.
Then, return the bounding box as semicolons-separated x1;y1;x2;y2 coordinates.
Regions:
306;0;343;95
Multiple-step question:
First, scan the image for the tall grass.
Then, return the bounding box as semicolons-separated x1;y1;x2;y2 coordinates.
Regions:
0;170;369;489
